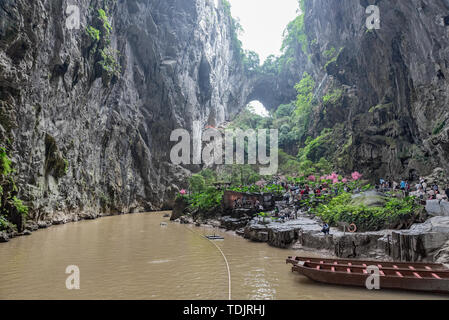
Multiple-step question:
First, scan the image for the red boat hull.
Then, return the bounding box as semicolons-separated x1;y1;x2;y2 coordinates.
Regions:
287;256;447;270
292;264;449;294
288;256;449;294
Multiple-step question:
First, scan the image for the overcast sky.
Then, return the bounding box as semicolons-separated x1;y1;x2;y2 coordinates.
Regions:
227;0;300;63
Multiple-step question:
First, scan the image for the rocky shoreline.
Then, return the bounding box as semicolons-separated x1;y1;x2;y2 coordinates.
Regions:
0;210;170;243
175;202;449;264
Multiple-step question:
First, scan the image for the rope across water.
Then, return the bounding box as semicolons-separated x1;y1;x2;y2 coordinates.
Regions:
183;225;232;300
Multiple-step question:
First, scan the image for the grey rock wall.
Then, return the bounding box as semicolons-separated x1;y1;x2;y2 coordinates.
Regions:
426;200;449;217
290;0;449;180
0;0;252;222
1;0;448;226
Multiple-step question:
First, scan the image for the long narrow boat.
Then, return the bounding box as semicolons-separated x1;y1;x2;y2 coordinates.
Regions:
290;260;449;293
286;256;448;271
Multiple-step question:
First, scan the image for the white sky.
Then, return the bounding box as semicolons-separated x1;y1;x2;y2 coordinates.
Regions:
227;0;300;63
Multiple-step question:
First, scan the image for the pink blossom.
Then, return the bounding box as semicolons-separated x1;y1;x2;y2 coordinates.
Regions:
326;173;338;180
308;175;316;182
180;189;187;195
342;178;348;183
332;178;339;184
351;171;362;180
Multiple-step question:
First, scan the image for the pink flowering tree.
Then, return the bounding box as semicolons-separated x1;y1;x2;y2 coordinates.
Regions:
351;171;362;180
350;171;363;189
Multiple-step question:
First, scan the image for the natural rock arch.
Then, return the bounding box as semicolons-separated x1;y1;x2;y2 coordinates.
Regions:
244;73;297;111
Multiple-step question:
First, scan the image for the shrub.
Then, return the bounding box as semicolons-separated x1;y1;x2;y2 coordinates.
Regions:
322;88;343;105
97;9;112;34
323;47;336;59
187;187;223;211
189;174;206;194
99;48;121;77
282;14;308;54
12;196;29;218
312;193;419;231
298;128;332;163
86;26;100;42
0;147;12;177
229;184;284;195
0;215;10;231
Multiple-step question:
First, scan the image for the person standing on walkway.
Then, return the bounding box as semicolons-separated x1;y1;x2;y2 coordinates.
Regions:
321;223;330;235
393;181;398;190
433;183;439;192
422;180;428;192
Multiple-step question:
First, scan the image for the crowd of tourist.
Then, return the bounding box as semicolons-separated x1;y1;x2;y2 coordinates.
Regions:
230;173;449;235
376;177;449;201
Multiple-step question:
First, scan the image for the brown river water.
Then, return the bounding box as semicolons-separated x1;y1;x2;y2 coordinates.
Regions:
0;212;447;300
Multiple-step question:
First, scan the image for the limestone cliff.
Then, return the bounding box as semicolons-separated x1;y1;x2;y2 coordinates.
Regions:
0;0;251;225
1;0;449;229
271;0;449;181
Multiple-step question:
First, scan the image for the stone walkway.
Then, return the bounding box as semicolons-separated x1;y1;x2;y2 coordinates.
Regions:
239;213;449;263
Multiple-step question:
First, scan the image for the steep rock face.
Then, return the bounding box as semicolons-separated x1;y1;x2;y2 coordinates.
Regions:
301;0;449;180
0;0;251;222
1;0;449;226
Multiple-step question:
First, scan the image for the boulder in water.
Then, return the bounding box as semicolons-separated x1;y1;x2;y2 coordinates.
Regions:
0;232;9;242
171;197;188;221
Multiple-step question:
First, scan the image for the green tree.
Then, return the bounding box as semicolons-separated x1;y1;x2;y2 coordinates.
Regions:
243;50;260;72
281;13;307;55
189;174;206;193
200;169;217;185
294;72;315;114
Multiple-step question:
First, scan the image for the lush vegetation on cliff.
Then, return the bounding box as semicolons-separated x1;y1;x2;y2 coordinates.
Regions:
0;147;29;231
222;0;260;73
85;3;121;84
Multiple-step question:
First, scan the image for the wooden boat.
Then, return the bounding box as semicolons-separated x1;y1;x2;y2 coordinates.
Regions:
286;256;448;271
205;235;224;240
287;257;449;293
